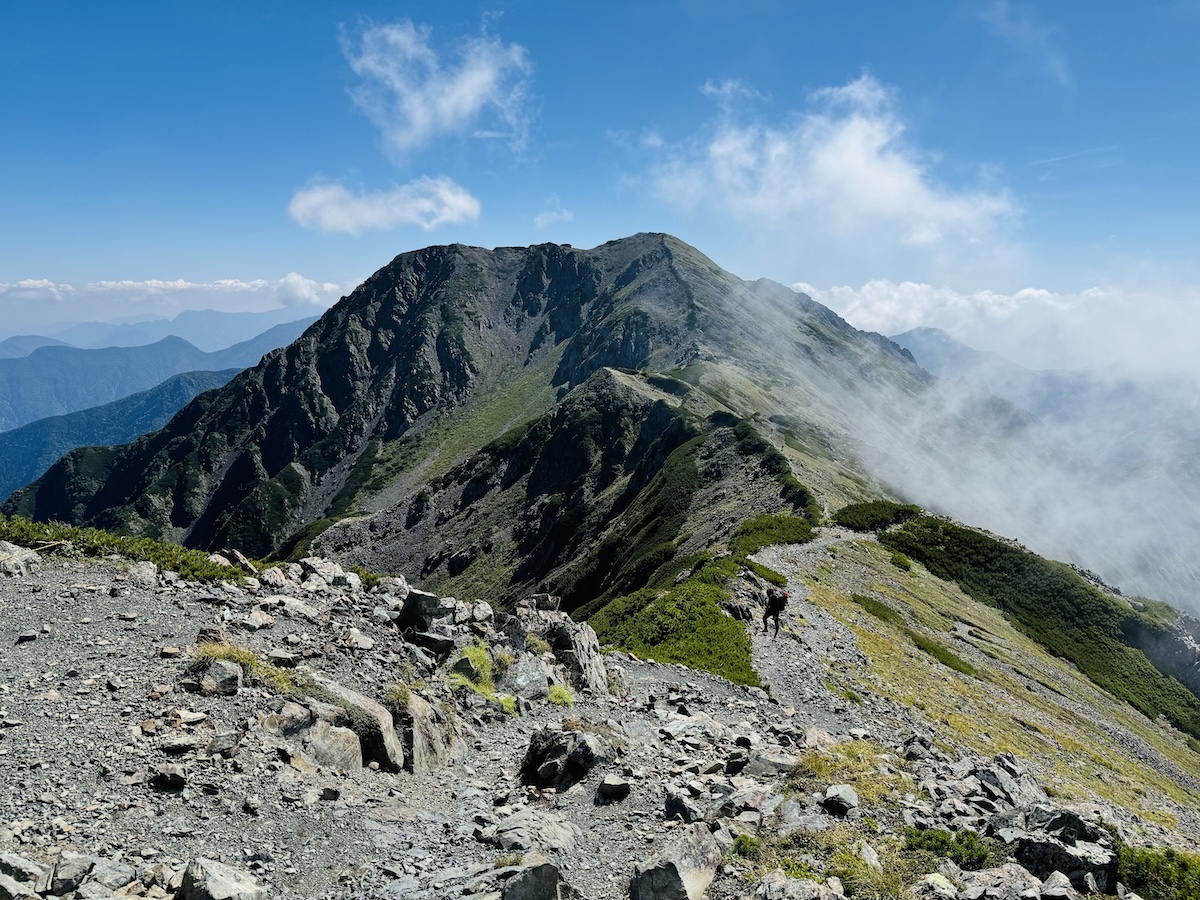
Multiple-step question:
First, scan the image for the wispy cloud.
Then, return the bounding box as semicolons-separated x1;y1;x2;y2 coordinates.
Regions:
289;177;481;235
0;275;347;333
342;19;533;159
648;74;1014;252
534;194;574;229
979;2;1071;87
82;274;344;307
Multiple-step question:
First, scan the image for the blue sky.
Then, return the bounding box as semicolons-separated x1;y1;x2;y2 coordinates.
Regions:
3;1;1200;370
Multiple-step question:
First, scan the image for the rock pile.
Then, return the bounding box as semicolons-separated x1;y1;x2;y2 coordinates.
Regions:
0;543;1193;899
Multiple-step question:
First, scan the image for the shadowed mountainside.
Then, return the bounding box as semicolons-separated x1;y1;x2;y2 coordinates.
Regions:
0;368;239;500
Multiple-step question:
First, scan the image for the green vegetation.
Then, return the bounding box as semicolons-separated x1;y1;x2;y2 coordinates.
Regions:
559;434;704;612
191;642;295;695
732;420;823;521
907;631;978;677
903;828;1000;870
586;494;820;686
850;592;977;677
547;685;573;706
850;593;904;627
889;551;912;572
0;514;245;582
383;682;412;715
1117;843;1200;900
526;634;551;656
731;834;762;860
833;500;922;532
447;640;519;716
729;513;814;557
881;517;1200;741
591;577;761;686
788;740;908;806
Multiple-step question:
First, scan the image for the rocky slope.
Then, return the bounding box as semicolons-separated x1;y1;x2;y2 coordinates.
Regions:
1;523;1198;900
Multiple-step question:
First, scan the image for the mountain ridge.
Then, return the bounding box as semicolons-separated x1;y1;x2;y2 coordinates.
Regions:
0;317;318;432
0;368;239;500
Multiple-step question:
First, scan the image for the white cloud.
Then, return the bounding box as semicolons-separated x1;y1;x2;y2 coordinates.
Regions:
797;278;1200;376
649;74;1015;253
980;2;1071;87
0;279;76;300
534;194;574;229
0;274;349;336
343;19;533;159
288;177;481;235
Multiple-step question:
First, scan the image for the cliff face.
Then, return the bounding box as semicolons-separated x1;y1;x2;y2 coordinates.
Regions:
5;235;927;567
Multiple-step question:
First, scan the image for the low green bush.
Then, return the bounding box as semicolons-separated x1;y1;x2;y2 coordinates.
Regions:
881;517;1200;740
903;828;998;870
591;577;761;687
0;514;244;582
851;594;905;627
1117;843;1200;900
907;631;978;677
547;685;573;706
730;514;814;558
731;834;762;859
833;501;922;532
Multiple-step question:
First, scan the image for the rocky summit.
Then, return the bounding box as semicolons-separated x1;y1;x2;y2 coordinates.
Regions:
1;524;1198;900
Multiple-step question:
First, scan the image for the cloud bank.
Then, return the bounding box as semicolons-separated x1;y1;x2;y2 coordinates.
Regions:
648;74;1015;266
799;278;1200;377
0;274;348;336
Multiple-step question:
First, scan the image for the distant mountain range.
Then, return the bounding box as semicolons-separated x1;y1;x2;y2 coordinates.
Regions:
46;306;332;352
0;335;71;358
0;317;317;432
0;368;239;500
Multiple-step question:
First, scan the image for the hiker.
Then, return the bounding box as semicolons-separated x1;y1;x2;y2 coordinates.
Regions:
762;586;789;638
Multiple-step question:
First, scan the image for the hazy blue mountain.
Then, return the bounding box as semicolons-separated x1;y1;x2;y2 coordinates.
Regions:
50;307;329;352
0;335;72;358
0;316;316;431
0;368;239;500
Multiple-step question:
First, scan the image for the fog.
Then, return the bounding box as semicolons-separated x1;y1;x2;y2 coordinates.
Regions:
777;281;1200;615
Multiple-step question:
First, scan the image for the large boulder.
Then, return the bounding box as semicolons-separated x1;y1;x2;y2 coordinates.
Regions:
497;653;552;700
301;719;363;771
396;692;465;775
491;808;584;854
308;673;404;772
400;589;458;632
630;823;723;900
545;618;609;695
0;542;39;578
501;862;587;900
520;727;612;790
180;858;265;900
